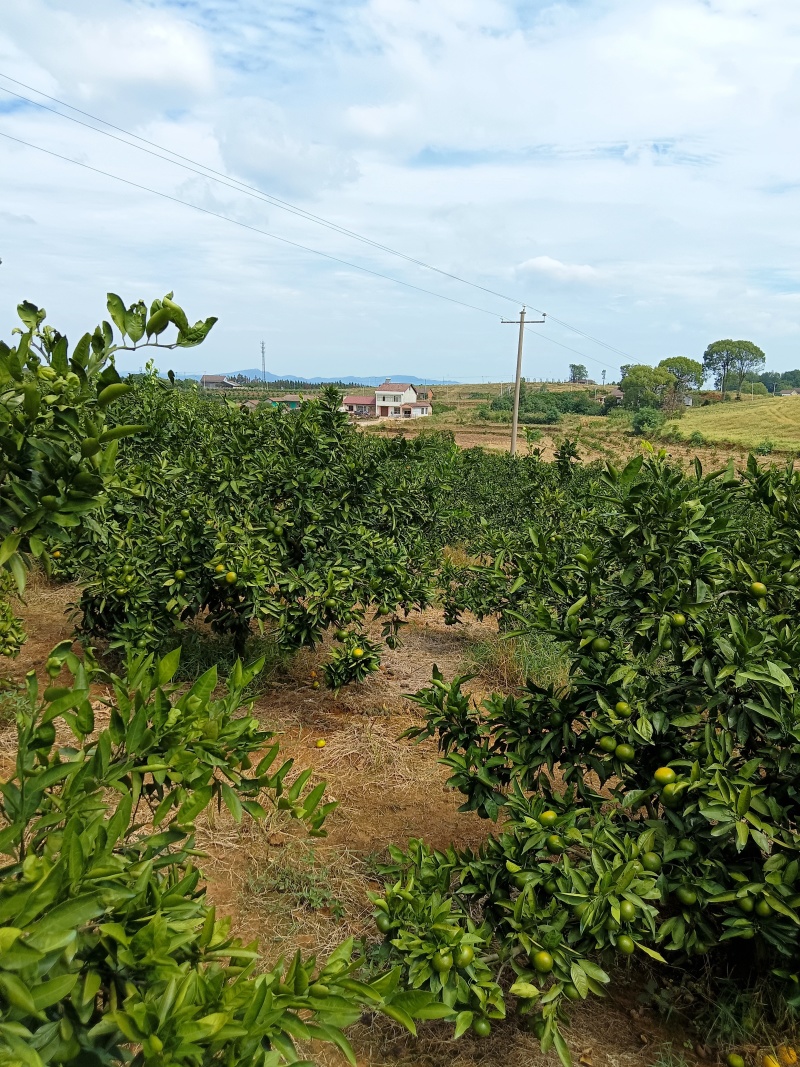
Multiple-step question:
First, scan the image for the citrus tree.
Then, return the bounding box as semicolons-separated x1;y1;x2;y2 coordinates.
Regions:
374;450;800;1061
0;292;215;663
0;643;453;1067
63;375;456;685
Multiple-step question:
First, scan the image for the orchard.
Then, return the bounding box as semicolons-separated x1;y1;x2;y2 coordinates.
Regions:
2;291;800;1065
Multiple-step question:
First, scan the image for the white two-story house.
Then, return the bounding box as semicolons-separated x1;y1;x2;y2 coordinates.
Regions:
374;381;431;419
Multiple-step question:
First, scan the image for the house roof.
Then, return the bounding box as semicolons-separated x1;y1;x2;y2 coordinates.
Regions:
376;382;417;392
410;402;430;408
270;394;303;402
201;374;236;384
343;395;375;405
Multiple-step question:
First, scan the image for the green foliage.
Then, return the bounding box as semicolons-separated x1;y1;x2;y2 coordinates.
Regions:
0;645;445;1066
619;364;675;409
703;340;766;394
0;292;214;660
49;375;455;683
658;357;704;395
489;386;601;423
631;407;666;436
387;449;800;1061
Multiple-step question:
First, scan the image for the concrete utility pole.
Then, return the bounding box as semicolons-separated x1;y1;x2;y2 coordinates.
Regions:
502;308;545;455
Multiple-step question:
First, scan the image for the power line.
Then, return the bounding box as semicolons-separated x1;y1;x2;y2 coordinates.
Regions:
0;71;634;366
0;129;505;319
526;323;619;372
0;126;619;374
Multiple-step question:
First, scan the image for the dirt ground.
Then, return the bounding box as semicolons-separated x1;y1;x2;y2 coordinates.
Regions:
365;416;792;473
3;582;743;1067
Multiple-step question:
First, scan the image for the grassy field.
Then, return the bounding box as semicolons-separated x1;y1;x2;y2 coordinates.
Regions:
664;396;800;451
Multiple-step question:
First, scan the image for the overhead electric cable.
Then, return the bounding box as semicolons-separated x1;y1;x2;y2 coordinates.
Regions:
0;129;506;320
0;71;635;365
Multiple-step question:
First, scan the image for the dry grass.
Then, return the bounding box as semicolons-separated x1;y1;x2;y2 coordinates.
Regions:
664;397;800;452
461;630;570;692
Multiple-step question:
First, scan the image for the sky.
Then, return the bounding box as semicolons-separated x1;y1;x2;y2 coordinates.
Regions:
2;0;800;381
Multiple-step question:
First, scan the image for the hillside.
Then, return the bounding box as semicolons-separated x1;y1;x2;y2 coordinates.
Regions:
665;396;800;450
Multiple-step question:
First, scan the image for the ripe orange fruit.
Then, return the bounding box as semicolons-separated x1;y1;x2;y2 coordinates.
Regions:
315;738;326;748
352;647;364;658
777;1046;798;1067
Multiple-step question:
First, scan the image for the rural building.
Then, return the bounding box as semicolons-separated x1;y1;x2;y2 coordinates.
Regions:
780;390;800;397
269;394;303;410
201;374;240;390
375;381;432;419
341;395;377;417
600;387;624;405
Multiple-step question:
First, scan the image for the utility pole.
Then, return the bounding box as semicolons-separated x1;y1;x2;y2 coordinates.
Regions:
502;308;545;455
261;340;266;382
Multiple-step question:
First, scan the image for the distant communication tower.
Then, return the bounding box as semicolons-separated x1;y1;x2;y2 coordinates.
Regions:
261;340;266;381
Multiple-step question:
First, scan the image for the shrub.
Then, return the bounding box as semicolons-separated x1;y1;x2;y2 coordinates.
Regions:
387;452;800;1061
631;406;666;435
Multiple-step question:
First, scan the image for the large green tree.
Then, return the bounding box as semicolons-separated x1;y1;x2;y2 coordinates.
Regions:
703;339;766;395
657;356;704;394
618;364;674;409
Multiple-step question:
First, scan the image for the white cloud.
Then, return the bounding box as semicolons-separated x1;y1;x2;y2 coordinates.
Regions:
2;0;800;380
518;256;601;284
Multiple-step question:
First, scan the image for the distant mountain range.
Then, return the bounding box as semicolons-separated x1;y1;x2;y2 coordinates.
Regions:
183;370;457;386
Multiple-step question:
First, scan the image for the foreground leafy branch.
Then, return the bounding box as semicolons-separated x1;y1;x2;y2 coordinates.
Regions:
0;647;442;1066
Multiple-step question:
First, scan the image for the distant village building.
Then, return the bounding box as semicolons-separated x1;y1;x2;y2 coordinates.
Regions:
780;390;800;397
374;382;431;419
600;387;624;405
201;375;240;390
341;395;377;417
269;394;303;410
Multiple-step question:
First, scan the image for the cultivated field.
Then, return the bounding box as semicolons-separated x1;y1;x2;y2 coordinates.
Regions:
664;396;800;451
